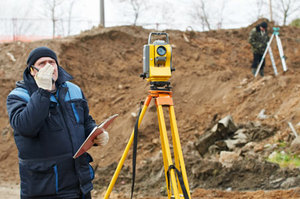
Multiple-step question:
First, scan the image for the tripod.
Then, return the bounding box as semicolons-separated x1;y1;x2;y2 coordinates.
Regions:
255;27;288;77
104;86;191;199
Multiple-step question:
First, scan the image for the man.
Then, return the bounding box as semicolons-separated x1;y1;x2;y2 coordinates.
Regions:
6;47;108;199
248;21;269;77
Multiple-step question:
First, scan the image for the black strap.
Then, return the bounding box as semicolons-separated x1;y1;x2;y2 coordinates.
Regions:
167;165;190;199
131;102;143;199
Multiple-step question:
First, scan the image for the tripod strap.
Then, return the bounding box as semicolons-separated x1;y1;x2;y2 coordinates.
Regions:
167;165;190;199
131;102;143;199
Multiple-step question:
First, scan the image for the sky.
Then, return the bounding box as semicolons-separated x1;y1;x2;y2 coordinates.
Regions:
0;0;299;38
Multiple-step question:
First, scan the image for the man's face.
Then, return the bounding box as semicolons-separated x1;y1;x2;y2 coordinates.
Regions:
30;57;58;81
260;26;266;32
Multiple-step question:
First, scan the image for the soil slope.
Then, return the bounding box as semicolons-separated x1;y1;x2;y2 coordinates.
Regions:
0;20;300;198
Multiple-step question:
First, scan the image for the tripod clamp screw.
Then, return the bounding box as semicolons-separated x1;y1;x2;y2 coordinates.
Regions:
140;73;146;79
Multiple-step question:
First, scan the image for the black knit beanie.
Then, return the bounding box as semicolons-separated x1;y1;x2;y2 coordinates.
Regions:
26;47;59;68
260;22;268;29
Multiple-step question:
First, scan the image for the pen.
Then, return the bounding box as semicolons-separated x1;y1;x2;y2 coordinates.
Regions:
31;65;40;71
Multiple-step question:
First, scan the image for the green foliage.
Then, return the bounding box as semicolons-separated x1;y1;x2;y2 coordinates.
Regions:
277;140;287;148
290;19;300;27
267;151;300;168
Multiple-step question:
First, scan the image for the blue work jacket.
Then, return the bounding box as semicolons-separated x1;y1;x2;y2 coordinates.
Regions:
6;66;97;199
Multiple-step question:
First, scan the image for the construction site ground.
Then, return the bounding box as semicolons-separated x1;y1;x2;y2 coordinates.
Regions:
0;19;300;198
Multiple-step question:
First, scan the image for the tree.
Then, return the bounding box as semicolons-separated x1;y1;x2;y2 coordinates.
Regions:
129;0;149;26
67;0;76;35
255;0;265;20
117;0;148;26
216;0;226;29
146;0;175;30
130;0;141;26
195;0;211;30
268;0;273;22
273;0;300;25
40;0;78;37
42;0;64;38
191;0;226;31
11;3;35;40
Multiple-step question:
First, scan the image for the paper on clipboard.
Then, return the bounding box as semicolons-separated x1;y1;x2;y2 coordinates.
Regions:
73;114;118;159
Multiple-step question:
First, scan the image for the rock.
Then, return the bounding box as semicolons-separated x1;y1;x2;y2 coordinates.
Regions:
233;129;248;140
280;177;298;189
240;78;248;86
131;112;137;117
270;177;285;186
219;151;240;168
208;145;220;154
224;139;236;150
290;136;300;154
241;142;256;155
254;144;264;152
194;115;237;156
224;129;249;150
268;151;278;159
208;141;228;154
213;115;237;135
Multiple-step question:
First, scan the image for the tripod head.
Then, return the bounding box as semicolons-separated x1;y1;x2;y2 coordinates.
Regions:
140;32;175;90
273;27;280;35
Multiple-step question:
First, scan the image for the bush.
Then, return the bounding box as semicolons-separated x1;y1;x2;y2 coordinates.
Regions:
267;151;300;168
290;19;300;27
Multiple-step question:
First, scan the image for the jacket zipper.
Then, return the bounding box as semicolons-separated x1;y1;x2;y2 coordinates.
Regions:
54;87;75;155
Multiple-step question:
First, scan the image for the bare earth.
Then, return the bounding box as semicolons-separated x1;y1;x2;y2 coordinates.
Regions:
1;19;300;198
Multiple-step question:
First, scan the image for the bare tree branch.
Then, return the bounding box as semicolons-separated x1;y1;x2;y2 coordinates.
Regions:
130;0;140;26
67;0;76;35
273;0;300;25
42;0;64;38
255;0;265;20
191;0;227;31
117;0;148;26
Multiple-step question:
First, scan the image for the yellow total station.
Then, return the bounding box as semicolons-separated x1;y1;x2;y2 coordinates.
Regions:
104;32;191;199
141;32;174;83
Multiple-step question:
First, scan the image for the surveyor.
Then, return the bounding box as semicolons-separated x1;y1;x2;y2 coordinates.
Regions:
6;46;108;199
248;21;269;77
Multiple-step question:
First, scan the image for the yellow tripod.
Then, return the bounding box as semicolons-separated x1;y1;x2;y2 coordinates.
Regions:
104;89;191;199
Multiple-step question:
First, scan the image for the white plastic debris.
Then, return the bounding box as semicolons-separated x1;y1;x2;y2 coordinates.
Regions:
6;52;16;62
258;109;268;119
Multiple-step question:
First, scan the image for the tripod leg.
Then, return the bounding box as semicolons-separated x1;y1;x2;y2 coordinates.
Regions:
156;104;180;199
268;47;278;76
169;106;191;198
275;34;288;71
104;95;152;199
255;33;274;77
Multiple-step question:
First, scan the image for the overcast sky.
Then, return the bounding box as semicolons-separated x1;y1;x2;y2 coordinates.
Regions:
0;0;299;37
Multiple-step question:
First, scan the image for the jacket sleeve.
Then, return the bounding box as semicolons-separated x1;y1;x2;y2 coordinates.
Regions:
82;92;97;137
248;29;257;47
7;88;51;137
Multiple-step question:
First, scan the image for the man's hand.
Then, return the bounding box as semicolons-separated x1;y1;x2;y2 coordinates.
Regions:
34;63;54;90
94;129;109;146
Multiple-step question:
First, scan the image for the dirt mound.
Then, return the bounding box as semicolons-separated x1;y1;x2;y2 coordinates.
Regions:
1;21;300;198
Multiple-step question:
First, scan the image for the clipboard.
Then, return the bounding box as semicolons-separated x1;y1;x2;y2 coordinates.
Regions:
73;114;118;159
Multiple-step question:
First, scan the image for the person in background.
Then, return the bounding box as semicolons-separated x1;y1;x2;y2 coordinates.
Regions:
6;46;108;199
248;21;269;77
